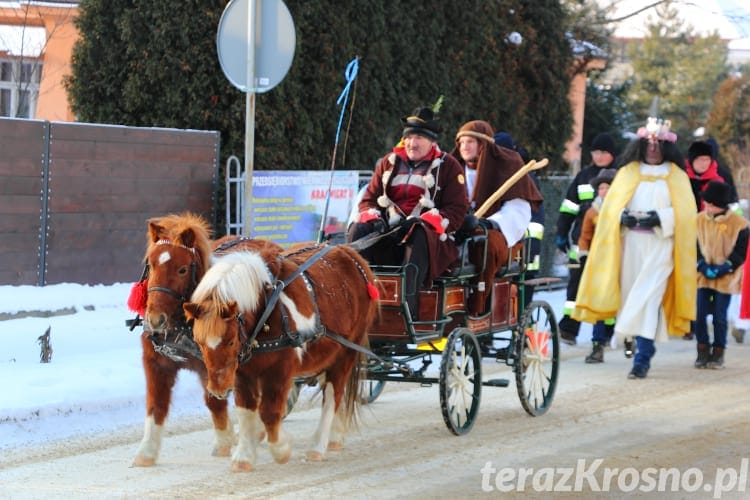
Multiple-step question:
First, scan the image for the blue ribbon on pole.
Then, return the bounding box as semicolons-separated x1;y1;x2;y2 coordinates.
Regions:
318;57;359;243
334;58;359;145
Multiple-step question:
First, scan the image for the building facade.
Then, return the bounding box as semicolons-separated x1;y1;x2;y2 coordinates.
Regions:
0;1;78;121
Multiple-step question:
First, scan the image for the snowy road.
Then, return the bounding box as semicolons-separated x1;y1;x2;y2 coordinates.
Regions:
2;332;750;499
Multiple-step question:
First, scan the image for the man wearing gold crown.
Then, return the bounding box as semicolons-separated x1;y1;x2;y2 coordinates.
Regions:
573;118;697;379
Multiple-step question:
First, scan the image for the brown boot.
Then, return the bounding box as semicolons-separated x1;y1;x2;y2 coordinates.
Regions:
707;346;725;369
694;343;710;368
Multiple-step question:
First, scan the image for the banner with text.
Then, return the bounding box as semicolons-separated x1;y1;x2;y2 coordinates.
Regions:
250;170;360;246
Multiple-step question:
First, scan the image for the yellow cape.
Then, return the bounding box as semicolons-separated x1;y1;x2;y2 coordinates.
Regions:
572;161;696;335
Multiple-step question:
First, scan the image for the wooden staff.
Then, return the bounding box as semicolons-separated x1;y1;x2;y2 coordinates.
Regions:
474;158;549;218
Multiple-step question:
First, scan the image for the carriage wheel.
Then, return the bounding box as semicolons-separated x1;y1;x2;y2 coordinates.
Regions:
439;328;482;435
284;379;304;418
359;379;386;404
514;300;559;416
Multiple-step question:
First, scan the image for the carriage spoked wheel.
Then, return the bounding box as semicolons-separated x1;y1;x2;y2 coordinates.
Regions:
514;300;559;416
284;380;304;418
359;379;386;404
439;327;482;435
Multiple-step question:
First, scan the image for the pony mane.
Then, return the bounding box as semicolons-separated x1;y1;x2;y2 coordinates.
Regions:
191;251;271;313
145;212;213;264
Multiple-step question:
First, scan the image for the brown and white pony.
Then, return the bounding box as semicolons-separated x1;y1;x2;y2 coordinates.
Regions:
132;212;280;466
184;244;378;472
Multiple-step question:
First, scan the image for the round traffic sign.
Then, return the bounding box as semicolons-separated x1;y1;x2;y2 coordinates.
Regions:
217;0;296;93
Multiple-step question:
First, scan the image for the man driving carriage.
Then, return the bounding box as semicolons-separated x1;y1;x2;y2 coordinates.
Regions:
347;106;468;320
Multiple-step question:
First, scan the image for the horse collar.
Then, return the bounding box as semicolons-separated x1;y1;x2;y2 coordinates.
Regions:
236;245;333;365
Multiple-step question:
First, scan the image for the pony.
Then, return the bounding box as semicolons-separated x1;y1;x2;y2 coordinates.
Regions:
131;212;281;466
183;243;378;472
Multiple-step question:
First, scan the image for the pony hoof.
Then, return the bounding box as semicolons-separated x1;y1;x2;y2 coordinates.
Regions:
212;445;232;457
274;450;291;464
306;450;324;462
132;455;156;467
327;441;343;451
231;461;253;472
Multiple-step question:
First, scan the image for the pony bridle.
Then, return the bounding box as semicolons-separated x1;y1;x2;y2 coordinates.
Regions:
147;239;199;303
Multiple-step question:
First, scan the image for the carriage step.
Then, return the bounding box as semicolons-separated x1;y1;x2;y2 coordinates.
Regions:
483;378;510;387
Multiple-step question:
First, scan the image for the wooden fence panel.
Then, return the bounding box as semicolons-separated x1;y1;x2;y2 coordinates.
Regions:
0;119;47;285
0;119;219;286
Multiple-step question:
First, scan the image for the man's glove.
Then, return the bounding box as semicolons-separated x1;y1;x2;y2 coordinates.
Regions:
456;214;478;243
478;218;497;231
706;261;733;279
555;235;569;253
620;209;638;228
638;210;661;228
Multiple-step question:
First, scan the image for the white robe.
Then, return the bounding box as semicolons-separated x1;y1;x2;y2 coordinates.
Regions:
615;162;676;342
465;166;531;246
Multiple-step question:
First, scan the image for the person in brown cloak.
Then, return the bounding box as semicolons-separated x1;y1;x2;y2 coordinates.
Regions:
450;120;543;315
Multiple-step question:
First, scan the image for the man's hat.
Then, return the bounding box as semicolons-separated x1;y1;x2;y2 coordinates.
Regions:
590;168;617;191
688;140;715;162
402;107;441;141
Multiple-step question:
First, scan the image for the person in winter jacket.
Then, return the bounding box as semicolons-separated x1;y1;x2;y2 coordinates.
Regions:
694;181;748;369
577;168;621;363
347;106;468;321
555;132;618;344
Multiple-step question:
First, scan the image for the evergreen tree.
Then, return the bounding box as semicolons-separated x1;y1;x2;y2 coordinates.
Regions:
66;0;574;182
625;1;728;148
583;76;633;155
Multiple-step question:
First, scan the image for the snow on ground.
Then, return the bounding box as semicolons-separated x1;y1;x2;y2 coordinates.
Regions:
15;279;747;453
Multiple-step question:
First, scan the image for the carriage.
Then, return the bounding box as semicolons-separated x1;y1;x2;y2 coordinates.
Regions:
343;224;560;435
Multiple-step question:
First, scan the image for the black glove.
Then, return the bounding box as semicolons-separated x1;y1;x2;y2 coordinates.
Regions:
620;209;638;228
456;214;479;242
371;218;387;234
394;217;420;240
478;218;497;231
638;210;661;229
555;235;570;253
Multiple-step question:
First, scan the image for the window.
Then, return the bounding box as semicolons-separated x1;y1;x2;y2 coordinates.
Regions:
0;58;42;118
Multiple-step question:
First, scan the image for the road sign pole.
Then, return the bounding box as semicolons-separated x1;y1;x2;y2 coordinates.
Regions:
243;0;256;237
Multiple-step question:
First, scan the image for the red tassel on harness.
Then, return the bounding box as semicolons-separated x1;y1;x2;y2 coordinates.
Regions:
367;281;379;301
127;280;148;316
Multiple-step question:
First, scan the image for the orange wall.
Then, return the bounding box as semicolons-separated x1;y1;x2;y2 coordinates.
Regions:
0;4;78;122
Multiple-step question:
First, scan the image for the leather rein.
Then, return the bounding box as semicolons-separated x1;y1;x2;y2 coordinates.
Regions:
135;236;255;362
234;244;334;365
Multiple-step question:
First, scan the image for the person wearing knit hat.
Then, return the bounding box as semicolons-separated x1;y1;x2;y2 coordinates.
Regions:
694;180;749;369
573;117;697;379
590;132;617;157
347;106;468;320
555;132;619;345
449;120;543;315
685;139;739;213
